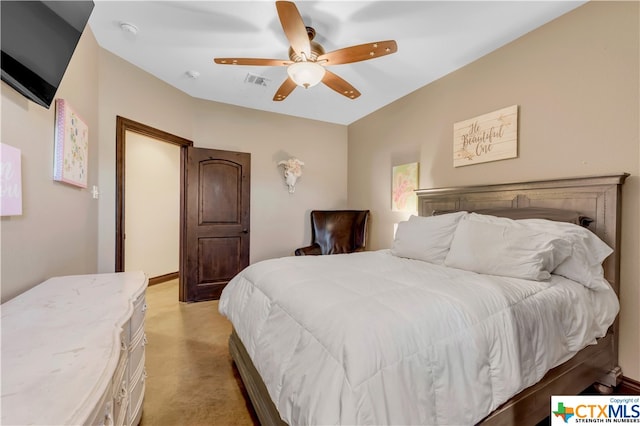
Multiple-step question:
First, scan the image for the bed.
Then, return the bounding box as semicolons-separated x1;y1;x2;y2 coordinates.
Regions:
219;174;628;425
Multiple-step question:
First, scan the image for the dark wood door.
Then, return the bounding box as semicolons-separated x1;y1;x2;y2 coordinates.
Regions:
181;147;250;302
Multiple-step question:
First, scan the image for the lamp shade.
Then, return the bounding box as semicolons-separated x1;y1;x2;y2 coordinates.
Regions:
287;61;326;88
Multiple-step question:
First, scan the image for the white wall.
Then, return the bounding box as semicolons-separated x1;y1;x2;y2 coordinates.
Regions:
348;2;639;380
124;131;180;278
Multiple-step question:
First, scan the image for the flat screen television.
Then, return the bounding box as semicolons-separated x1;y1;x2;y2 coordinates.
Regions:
1;1;94;109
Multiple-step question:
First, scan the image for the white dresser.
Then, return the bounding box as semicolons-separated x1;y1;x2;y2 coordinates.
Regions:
1;272;148;425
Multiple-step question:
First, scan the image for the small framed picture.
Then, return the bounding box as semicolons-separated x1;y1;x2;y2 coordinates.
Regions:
392;162;419;212
54;99;88;188
0;143;23;216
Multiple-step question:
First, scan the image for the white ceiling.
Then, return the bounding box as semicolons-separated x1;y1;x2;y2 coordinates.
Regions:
88;1;586;125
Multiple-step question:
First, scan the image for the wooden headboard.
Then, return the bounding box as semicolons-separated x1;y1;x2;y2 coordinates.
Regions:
415;174;629;296
416;174;629;424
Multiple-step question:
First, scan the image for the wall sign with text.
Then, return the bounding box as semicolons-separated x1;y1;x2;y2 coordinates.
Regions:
453;105;518;167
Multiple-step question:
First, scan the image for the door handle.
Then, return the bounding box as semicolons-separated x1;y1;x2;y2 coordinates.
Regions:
241;229;248;234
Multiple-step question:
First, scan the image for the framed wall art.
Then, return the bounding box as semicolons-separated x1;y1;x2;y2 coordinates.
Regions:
54;99;88;188
0;143;23;216
392;162;419;212
453;105;518;167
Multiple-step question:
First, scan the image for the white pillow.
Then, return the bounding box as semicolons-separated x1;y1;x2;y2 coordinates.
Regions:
444;216;573;281
465;213;613;289
555;260;611;291
391;211;467;264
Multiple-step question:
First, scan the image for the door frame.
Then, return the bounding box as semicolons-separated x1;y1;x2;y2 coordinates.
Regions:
115;116;193;283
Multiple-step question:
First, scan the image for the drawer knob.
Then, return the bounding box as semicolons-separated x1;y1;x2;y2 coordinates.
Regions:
104;411;113;426
116;386;128;403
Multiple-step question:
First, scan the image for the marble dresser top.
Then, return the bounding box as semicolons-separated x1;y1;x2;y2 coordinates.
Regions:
1;271;147;425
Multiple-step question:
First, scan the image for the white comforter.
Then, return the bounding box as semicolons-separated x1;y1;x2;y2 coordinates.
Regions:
219;250;619;425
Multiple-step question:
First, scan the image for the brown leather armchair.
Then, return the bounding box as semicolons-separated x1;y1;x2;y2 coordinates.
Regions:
295;210;370;256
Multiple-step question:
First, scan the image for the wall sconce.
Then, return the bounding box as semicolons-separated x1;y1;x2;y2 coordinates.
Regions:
278;158;304;193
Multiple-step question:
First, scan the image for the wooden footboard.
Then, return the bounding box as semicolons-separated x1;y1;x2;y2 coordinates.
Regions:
229;329;286;426
479;332;619;425
230;327;620;426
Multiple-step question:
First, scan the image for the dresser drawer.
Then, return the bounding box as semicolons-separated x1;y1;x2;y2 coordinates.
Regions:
129;294;146;337
129;364;146;426
129;329;147;378
129;383;144;426
113;338;128;389
129;379;145;426
111;352;128;426
84;385;113;426
111;381;128;426
120;320;131;350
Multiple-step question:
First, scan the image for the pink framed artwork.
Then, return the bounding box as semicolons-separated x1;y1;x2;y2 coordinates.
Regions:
392;162;419;212
0;143;23;216
54;99;88;188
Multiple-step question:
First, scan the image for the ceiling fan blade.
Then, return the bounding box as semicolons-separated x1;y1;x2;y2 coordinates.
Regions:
214;58;292;66
276;1;310;58
318;40;397;65
322;70;361;100
273;77;297;101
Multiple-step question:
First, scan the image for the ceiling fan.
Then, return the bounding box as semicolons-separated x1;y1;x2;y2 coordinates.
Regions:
213;1;398;101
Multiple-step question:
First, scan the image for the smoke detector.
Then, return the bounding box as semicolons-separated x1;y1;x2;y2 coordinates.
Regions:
119;22;139;36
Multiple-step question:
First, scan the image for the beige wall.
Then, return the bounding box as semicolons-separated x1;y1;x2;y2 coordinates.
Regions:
1;29;100;302
348;2;639;380
190;99;347;262
96;51;195;274
3;31;347;298
125;132;180;278
97;50;348;272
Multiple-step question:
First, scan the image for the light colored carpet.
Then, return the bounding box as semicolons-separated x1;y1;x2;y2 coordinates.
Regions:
141;280;258;426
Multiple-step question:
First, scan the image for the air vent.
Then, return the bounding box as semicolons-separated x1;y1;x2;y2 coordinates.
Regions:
244;73;270;87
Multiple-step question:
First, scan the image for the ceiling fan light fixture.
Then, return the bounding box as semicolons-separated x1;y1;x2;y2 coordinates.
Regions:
287;61;325;89
212;1;397;101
